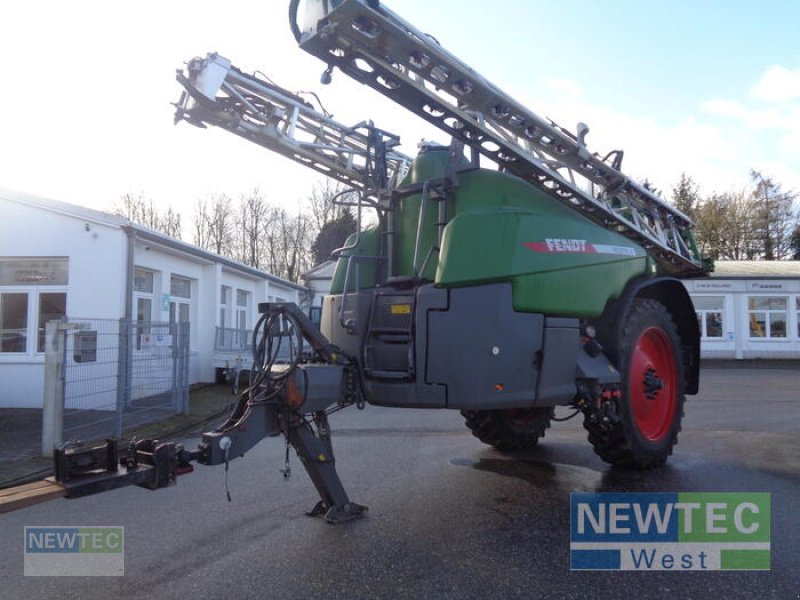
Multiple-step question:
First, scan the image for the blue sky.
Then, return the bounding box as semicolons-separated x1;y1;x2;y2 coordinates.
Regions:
1;0;798;230
407;0;800;192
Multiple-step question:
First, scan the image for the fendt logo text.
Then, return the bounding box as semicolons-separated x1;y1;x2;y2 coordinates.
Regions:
570;493;770;571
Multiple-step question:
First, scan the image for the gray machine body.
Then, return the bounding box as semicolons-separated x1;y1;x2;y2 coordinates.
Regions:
321;282;618;410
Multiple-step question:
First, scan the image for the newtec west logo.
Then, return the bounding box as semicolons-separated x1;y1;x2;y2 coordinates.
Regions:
24;526;124;576
570;493;770;571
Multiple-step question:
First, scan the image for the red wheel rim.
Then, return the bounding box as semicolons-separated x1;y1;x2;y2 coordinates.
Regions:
629;327;677;442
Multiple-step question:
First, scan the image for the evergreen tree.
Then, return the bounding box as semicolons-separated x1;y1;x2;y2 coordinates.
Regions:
671;173;700;221
311;210;357;264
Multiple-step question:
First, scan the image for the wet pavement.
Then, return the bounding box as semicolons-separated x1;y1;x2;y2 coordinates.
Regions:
0;366;798;599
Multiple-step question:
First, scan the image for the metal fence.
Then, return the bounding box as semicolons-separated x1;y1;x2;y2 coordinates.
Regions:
215;326;250;352
215;326;296;361
53;318;189;446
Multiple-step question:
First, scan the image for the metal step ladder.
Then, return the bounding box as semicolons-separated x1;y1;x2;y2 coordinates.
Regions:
295;0;706;276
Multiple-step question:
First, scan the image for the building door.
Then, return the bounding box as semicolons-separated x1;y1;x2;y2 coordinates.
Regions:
169;275;192;349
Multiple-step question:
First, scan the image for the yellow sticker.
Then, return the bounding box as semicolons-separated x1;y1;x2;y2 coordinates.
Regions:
390;304;411;315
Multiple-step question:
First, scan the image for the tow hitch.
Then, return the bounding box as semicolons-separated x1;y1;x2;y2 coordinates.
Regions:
50;302;367;523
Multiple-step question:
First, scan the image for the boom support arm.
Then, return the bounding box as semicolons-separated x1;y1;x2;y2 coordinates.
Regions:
174;53;411;200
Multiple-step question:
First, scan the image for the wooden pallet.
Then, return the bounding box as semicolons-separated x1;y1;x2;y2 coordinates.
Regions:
0;480;65;514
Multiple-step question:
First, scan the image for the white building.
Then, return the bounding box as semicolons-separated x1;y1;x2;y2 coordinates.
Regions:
683;261;800;359
0;188;307;409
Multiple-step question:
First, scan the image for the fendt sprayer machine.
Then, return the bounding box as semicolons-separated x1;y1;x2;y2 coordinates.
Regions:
50;0;709;522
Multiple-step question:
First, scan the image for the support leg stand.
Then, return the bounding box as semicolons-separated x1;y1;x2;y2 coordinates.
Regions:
287;413;366;524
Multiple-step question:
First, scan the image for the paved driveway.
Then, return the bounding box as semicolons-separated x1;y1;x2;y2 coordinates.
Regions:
0;366;798;599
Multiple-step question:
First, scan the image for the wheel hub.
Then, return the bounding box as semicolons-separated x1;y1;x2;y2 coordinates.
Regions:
629;327;677;442
643;368;663;400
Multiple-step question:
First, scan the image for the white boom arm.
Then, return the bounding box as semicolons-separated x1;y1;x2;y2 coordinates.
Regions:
174;53;411;200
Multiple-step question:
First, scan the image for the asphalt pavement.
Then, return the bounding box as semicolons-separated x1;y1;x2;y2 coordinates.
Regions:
1;365;798;599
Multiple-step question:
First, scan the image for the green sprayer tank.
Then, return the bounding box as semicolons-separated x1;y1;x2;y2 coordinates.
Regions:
331;146;652;318
320;141;700;472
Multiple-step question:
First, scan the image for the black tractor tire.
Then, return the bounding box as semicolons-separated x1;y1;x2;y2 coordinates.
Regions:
585;298;686;469
461;407;554;451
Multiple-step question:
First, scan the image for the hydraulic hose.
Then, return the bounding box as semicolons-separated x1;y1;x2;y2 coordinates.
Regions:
289;0;302;43
253;309;302;378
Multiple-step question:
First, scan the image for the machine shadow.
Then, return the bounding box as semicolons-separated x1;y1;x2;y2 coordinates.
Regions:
453;441;701;495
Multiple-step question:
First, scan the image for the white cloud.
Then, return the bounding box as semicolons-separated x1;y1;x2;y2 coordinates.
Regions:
750;65;800;102
695;65;800;193
777;105;800;152
531;79;754;196
701;99;787;129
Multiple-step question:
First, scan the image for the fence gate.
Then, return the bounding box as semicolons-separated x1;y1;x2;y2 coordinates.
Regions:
50;318;189;448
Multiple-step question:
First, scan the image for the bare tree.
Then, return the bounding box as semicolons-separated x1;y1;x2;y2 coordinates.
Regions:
305;179;363;266
192;193;235;256
688;170;798;261
191;191;314;281
284;210;313;282
695;189;761;260
115;192;183;239
750;170;798;260
235;188;269;269
307;180;356;233
192;198;211;249
262;206;312;282
161;207;182;239
187;179;370;281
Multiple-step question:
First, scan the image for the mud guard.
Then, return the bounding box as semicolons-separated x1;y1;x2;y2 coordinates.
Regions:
595;276;700;395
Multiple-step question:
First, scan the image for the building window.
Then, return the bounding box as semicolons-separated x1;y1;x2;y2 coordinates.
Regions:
236;290;248;307
169;302;190;324
220;285;231;328
0;291;68;354
168;277;191;325
0;293;29;352
748;296;787;339
1;258;68;354
170;275;191;299
236;290;249;347
136;297;152;324
169;276;192;348
134;297;153;352
797;297;800;339
134;268;154;293
694;296;724;339
37;293;67;352
169;299;191;349
134;267;157;351
237;308;246;330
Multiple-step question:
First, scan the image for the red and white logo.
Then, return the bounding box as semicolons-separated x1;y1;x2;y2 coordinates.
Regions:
524;239;637;257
